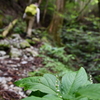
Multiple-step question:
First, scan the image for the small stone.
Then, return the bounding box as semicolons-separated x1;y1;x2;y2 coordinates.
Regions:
17;63;21;67
0;51;6;56
11;34;22;39
10;65;18;67
8;60;13;63
18;91;26;97
20;40;30;49
26;90;32;95
29;56;34;60
13;87;22;92
3;84;9;90
26;48;38;57
21;61;28;64
0;77;6;84
0;55;9;59
23;55;28;59
12;57;20;60
6;77;12;81
9;84;14;88
10;47;22;58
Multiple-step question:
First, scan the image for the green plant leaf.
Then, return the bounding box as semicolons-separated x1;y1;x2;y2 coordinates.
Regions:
29;90;47;97
79;97;88;100
15;74;59;95
22;96;62;100
77;84;100;99
61;67;89;98
43;95;63;100
14;77;40;89
22;96;42;100
39;74;60;95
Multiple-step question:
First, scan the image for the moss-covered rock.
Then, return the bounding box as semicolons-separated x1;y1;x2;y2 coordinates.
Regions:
20;40;31;49
26;39;36;45
0;40;10;54
10;47;22;58
32;38;41;42
0;44;10;51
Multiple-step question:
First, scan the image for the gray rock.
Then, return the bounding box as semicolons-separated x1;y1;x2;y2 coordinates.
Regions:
0;55;9;59
23;55;28;59
0;51;6;56
28;56;34;61
26;90;32;95
10;47;22;58
11;34;22;40
26;48;38;57
2;84;9;90
20;40;31;49
12;42;21;48
0;39;10;45
0;40;10;51
8;34;23;48
20;61;28;64
8;65;18;68
0;77;7;84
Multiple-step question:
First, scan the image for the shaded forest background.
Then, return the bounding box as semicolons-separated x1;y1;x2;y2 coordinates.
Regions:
0;0;100;82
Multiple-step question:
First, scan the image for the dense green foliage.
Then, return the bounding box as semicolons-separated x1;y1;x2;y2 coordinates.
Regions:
61;15;100;81
28;43;75;76
15;67;100;100
0;0;100;99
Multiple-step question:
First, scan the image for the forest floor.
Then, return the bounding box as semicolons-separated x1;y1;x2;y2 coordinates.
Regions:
0;34;43;100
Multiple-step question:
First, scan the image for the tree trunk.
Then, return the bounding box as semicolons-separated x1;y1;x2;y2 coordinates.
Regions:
98;0;100;17
48;0;66;46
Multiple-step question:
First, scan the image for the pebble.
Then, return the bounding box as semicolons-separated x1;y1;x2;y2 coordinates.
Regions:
21;61;28;64
0;55;9;59
9;65;18;67
26;90;32;95
0;51;6;56
3;84;9;90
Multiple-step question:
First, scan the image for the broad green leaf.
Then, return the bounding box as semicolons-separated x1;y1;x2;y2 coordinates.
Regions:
29;90;47;97
15;74;59;95
22;96;42;100
77;84;100;99
14;77;40;88
61;67;89;96
79;97;88;100
43;95;63;100
27;82;57;95
27;74;60;95
15;81;57;94
75;97;88;100
40;74;60;92
39;74;60;95
22;96;62;100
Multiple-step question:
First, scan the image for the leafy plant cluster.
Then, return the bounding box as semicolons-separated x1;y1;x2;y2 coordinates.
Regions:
61;18;100;82
40;43;76;71
29;43;75;76
15;67;100;100
13;18;26;34
84;16;100;31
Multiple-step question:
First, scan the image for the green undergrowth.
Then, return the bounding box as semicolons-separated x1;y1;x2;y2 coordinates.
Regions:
15;67;100;100
29;43;75;76
61;16;100;82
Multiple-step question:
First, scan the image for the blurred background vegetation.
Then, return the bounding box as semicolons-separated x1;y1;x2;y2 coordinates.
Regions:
0;0;100;82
